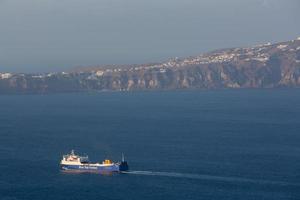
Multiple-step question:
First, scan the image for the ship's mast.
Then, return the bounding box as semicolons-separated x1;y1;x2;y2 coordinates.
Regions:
122;153;125;162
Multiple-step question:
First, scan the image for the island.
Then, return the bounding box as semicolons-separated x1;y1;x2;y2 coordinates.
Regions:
1;37;300;94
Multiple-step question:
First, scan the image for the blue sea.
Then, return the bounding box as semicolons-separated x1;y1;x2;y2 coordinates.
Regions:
0;89;300;200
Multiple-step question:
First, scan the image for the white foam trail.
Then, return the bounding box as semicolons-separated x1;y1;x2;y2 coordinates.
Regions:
122;171;300;187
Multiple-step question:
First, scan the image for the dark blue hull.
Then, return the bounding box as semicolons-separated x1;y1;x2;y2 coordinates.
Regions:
61;164;119;172
60;161;128;172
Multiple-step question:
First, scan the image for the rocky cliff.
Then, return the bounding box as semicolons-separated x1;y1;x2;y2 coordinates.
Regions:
1;38;300;94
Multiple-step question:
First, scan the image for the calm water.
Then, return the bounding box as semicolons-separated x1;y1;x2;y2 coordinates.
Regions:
0;89;300;200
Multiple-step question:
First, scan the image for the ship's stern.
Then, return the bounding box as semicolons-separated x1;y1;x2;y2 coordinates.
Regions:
119;161;129;171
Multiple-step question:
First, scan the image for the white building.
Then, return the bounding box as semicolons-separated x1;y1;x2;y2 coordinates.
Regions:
32;75;44;79
95;70;104;76
0;73;12;79
277;44;288;50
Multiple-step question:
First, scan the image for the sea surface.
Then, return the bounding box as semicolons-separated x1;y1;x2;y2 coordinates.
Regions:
0;89;300;200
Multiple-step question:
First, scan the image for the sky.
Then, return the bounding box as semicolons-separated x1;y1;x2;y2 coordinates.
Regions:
0;0;299;73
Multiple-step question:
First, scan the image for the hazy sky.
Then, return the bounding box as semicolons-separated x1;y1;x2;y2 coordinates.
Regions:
0;0;299;72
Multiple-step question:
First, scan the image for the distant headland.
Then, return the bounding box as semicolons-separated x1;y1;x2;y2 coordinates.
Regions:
1;37;300;94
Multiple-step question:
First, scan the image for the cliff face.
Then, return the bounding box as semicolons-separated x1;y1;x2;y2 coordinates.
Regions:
1;38;300;93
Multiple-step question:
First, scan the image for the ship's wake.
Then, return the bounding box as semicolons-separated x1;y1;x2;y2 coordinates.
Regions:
122;171;300;187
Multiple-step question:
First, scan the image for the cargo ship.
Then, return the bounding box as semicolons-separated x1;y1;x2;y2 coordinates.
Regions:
60;150;129;173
